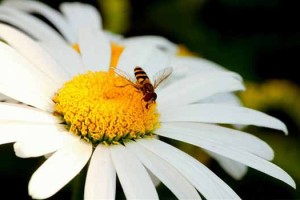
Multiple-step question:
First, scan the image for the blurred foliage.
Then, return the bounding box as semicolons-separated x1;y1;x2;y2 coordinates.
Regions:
98;0;130;34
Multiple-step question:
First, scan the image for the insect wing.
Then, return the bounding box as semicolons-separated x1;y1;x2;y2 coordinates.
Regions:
153;67;173;89
111;67;137;87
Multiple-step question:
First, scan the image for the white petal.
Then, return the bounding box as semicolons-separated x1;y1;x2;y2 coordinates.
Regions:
157;71;244;109
117;43;170;79
160;104;288;133
198;92;242;106
0;103;59;123
0;42;56;111
143;48;171;80
171;56;227;72
104;31;123;43
158;122;274;160
197;93;246;130
0;6;65;44
0;24;70;85
0;132;20;146
156;124;296;188
28;139;92;199
0;122;29;145
0;93;19;103
3;0;75;43
138;139;241;199
170;56;243;85
60;2;102;33
147;169;161;187
0;85;53;112
157;57;242;90
39;41;85;76
78;29;111;72
0;122;63;145
14;131;77;158
110;144;158;199
125;141;201;199
207;151;248;180
121;35;178;54
85;145;116;200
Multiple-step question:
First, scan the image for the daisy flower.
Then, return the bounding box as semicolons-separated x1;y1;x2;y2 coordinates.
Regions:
1;0;296;190
0;13;296;200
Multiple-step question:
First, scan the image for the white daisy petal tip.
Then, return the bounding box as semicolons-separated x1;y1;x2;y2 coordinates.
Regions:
278;171;296;189
28;178;54;200
13;142;26;158
290;178;297;189
261;116;288;135
28;139;92;199
281;123;288;135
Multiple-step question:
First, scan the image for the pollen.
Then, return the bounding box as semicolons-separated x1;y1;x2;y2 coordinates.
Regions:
53;71;159;145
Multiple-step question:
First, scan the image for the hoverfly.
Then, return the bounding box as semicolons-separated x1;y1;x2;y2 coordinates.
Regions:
113;66;173;109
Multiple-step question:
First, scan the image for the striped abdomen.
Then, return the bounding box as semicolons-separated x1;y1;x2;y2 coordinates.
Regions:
134;67;150;85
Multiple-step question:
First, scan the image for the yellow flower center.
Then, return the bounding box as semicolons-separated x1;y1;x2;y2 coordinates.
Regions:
53;71;159;145
54;43;158;145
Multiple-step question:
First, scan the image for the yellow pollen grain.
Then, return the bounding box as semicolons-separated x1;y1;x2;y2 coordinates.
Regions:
53;71;159;144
